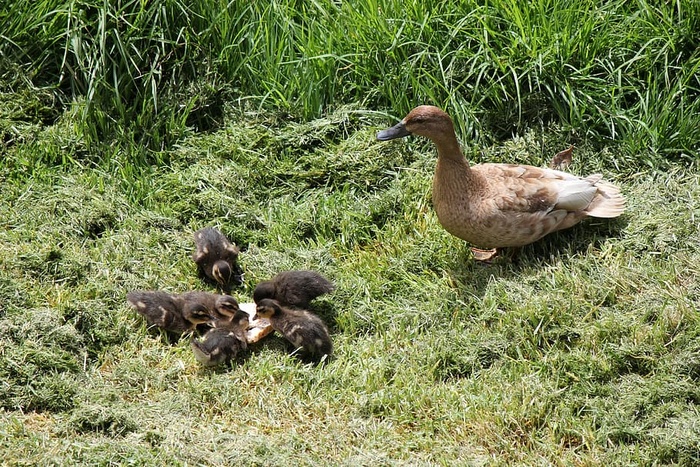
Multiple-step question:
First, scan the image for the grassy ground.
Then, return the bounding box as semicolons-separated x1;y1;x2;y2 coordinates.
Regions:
1;0;700;465
2;106;699;465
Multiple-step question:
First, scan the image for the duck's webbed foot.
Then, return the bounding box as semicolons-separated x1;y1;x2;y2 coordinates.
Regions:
470;247;500;263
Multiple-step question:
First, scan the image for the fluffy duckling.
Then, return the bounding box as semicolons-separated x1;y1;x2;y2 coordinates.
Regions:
192;227;243;291
377;106;625;260
179;291;241;325
126;290;214;334
254;298;332;360
253;270;335;308
191;308;250;367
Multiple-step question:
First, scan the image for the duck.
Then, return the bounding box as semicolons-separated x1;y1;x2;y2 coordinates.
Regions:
253;270;335;308
190;308;250;367
377;105;625;260
192;227;243;292
253;298;332;361
126;290;215;334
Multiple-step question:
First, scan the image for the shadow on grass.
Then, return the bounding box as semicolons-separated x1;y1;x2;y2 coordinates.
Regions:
229;332;333;367
446;214;629;298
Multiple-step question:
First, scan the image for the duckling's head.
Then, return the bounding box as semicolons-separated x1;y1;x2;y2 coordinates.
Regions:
253;298;282;321
215;297;249;328
212;260;233;285
232;308;250;326
183;304;217;326
377;105;455;142
213;295;241;318
252;280;275;304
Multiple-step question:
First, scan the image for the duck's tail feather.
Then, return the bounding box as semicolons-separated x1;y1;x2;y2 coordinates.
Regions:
585;175;625;218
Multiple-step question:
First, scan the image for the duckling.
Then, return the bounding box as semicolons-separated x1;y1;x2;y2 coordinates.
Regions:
126;290;201;334
253;298;332;360
192;227;243;292
377;106;625;261
253;270;335;308
179;291;241;324
191;308;250;367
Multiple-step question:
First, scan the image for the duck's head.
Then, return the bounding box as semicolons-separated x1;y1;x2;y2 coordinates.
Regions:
253;298;282;321
377;105;455;142
183;304;218;326
213;295;247;324
212;260;233;285
252;280;275;304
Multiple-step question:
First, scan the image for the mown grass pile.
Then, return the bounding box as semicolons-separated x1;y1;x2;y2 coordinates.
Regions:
1;0;699;465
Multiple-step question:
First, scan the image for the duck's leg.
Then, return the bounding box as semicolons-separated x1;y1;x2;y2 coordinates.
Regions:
470;247;500;263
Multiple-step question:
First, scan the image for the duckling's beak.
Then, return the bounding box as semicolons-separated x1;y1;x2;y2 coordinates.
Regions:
377;121;410;141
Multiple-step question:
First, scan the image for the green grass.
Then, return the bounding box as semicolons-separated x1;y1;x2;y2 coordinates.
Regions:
2;105;699;464
2;0;700;465
1;0;698;164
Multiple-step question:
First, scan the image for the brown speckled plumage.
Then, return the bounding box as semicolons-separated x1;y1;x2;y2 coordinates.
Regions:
179;291;241;324
127;290;236;335
377;106;625;250
191;309;249;367
126;290;192;333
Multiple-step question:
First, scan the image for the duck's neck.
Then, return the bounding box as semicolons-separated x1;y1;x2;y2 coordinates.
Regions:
431;129;466;165
432;134;481;188
433;132;483;206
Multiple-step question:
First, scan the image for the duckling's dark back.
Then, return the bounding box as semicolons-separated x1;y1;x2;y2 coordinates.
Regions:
180;290;218;315
126;290;189;333
191;326;247;367
258;299;332;359
253;270;335;308
192;227;242;288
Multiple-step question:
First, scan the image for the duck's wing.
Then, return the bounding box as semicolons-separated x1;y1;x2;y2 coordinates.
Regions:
480;164;600;214
199;232;239;263
218;235;240;259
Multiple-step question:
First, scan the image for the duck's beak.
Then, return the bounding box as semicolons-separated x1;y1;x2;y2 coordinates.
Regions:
377;121;410;141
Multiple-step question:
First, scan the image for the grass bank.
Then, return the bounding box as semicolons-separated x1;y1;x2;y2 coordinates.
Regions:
2;104;700;464
1;0;698;164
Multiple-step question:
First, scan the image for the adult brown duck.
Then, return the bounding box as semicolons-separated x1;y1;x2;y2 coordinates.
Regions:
377;105;625;260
